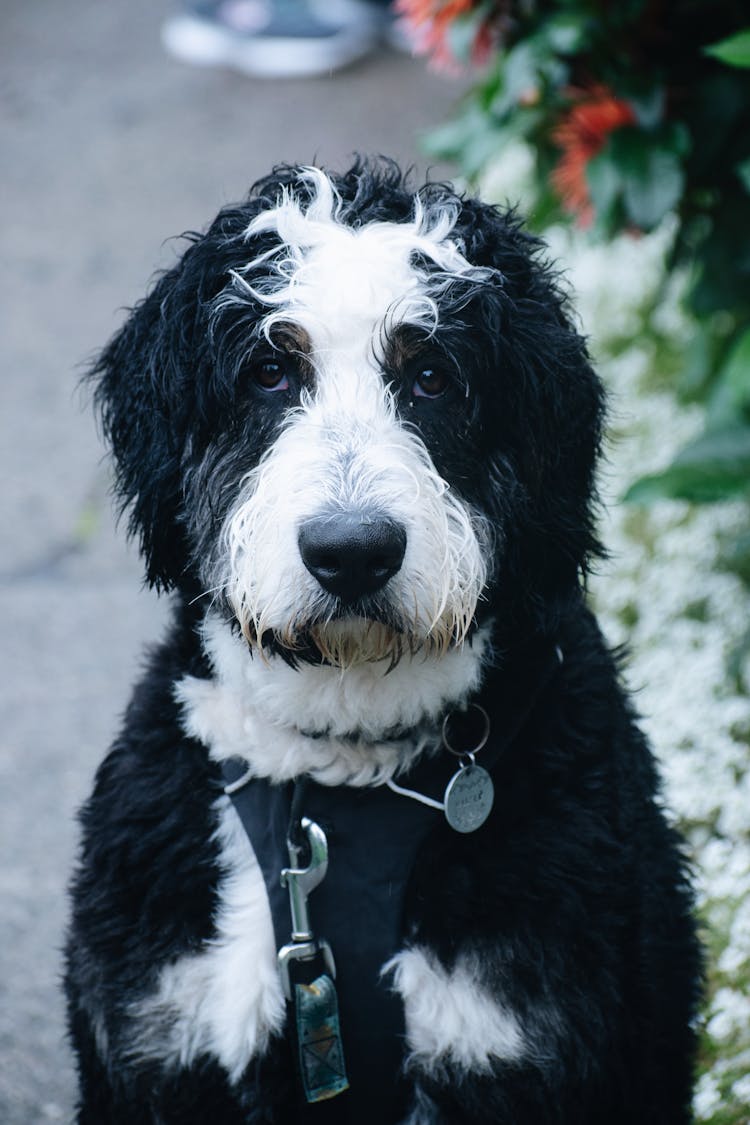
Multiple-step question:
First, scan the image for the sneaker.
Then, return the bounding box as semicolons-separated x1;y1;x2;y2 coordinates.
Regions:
161;0;380;78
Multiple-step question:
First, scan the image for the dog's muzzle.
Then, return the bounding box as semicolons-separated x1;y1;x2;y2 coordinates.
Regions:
298;511;406;605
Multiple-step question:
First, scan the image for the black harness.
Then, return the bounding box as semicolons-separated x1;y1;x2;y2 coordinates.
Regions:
221;643;563;1123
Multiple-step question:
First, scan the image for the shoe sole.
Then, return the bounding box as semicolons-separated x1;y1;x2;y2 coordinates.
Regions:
161;14;377;78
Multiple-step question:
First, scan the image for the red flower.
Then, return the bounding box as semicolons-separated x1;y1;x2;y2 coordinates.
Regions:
551;88;636;227
394;0;494;71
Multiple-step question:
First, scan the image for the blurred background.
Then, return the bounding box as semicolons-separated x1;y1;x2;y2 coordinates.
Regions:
2;2;749;1122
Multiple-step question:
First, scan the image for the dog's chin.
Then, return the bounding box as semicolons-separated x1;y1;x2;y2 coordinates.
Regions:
308;617;421;670
247;614;458;671
256;617;416;670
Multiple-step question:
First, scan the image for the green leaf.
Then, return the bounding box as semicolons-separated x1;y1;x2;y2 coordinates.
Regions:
527;184;564;231
461;127;517;180
709;327;750;424
628;86;665;129
490;42;541;117
542;13;588;55
625;425;750;503
663;120;692;158
623;147;684;226
490;35;568;120
421;118;471;161
676;322;717;402
607;128;685;229
421;100;488;161
705;29;750;68
422;102;536;184
738;157;750;193
586;148;622;228
446;8;490;65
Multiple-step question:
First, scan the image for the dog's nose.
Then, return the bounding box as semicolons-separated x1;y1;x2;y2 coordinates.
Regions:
298;512;407;603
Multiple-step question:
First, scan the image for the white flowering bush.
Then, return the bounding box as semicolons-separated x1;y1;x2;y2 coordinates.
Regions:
481;149;750;1123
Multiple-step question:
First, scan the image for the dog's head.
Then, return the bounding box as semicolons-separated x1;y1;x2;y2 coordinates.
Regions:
93;159;603;680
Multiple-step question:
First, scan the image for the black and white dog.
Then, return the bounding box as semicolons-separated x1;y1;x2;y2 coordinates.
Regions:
66;160;701;1124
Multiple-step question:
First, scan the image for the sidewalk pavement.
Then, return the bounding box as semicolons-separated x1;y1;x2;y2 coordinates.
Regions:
0;2;464;1119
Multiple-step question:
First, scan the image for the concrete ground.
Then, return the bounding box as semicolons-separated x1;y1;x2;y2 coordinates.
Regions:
0;3;464;1119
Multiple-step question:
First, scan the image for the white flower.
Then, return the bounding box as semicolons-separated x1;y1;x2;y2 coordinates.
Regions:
707;988;750;1043
694;1072;723;1119
731;1073;750;1105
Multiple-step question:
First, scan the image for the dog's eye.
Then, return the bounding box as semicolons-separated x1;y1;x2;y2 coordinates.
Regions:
413;366;449;399
252;360;290;393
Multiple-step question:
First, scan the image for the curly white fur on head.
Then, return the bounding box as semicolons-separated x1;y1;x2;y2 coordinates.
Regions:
221;166;496;345
210;167;492;671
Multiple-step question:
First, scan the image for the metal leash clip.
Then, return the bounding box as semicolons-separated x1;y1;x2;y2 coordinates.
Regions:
277;816;336;1001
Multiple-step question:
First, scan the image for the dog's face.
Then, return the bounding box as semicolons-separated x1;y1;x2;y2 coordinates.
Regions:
94;161;602;689
199;168;497;670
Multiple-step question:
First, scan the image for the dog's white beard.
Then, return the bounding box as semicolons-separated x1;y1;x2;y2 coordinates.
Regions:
213;407;489;670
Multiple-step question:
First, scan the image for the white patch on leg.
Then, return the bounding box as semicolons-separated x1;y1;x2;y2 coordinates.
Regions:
385;946;525;1076
127;796;285;1082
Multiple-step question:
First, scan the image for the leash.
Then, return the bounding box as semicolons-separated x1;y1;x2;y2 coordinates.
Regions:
220;761;349;1107
277;776;349;1106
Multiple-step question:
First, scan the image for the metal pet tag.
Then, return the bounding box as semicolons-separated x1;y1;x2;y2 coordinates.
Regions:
444;760;495;832
442;704;494;833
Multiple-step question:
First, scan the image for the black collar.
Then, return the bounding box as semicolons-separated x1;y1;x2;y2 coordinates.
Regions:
388;639;563;808
220;638;563;823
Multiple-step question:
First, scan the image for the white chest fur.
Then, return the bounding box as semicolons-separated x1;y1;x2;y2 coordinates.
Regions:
175;613;488;784
129;615;528;1084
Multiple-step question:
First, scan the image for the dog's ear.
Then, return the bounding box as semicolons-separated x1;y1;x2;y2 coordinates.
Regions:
90;249;199;591
89;204;260;591
456;200;606;609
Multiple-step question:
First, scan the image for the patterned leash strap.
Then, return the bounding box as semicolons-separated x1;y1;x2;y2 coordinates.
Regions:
278;781;350;1105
